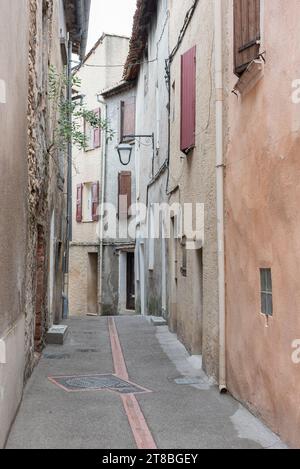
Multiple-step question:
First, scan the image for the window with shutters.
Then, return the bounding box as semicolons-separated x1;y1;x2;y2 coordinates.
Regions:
84;108;101;151
120;98;136;142
93;109;101;149
76;184;83;223
78;182;100;222
180;46;196;154
234;0;261;77
118;171;132;218
91;181;100;222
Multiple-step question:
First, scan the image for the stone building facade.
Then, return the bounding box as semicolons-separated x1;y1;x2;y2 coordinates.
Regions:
123;0;169;319
101;81;137;316
0;0;90;448
69;34;130;316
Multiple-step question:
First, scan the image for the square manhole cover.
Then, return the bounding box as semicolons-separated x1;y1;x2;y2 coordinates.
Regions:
49;374;151;395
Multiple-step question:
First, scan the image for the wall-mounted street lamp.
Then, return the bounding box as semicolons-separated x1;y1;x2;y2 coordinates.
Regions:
117;134;154;166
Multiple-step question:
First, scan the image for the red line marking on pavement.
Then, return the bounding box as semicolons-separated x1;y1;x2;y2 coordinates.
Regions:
108;317;157;450
108;317;129;380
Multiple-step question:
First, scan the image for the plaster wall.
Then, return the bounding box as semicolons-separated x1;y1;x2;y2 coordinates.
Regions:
168;0;219;379
223;0;300;448
0;0;29;447
101;86;136;315
134;0;169;318
69;35;129;315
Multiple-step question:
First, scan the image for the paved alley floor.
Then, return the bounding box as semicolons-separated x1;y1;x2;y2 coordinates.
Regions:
6;316;287;449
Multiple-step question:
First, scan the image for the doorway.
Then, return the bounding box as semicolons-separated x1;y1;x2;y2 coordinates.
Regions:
126;252;135;310
87;253;98;315
192;248;204;354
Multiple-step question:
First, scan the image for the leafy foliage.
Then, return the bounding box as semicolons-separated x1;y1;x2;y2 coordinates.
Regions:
48;65;114;152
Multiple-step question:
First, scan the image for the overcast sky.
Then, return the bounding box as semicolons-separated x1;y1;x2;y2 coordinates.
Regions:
87;0;137;51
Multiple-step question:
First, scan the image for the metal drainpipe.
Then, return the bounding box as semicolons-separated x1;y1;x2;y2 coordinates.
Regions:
97;97;107;315
63;38;73;316
214;0;227;393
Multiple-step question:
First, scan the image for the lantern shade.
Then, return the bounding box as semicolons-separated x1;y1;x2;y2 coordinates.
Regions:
117;143;133;166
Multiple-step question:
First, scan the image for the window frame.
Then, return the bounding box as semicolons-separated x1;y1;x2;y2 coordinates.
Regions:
260;268;273;317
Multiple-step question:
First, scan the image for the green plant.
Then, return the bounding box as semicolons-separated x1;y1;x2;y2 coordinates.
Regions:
48;65;114;153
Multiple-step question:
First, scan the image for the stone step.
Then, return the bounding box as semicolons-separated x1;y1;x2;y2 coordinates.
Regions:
46;325;69;345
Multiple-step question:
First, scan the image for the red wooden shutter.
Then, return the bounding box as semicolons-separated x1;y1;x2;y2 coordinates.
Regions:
180;46;196;154
92;181;100;221
76;184;83;222
93;108;101;148
118;172;132;217
120;98;136;141
234;0;261;77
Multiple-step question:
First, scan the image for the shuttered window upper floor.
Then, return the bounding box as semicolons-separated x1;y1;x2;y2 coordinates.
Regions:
180;46;196;154
234;0;261;77
120;98;136;142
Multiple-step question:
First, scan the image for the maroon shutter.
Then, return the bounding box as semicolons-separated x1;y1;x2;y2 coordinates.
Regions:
120;98;136;140
118;172;132;217
93;108;101;148
92;181;100;221
234;0;261;77
76;184;83;222
180;46;196;154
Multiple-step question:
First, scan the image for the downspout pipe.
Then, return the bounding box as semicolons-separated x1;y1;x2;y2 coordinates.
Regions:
97;97;107;315
76;0;91;60
214;0;227;393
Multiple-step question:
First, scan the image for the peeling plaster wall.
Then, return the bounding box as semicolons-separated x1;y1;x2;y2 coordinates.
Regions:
223;0;300;448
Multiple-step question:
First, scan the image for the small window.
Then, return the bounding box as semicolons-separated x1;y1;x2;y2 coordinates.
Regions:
84;120;94;151
180;236;187;277
82;183;93;222
84;108;101;151
260;268;273;316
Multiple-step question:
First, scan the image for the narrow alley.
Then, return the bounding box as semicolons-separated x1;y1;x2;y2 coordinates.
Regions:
1;0;300;453
7;317;286;450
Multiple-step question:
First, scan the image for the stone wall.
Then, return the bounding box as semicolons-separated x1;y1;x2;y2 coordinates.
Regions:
25;0;67;379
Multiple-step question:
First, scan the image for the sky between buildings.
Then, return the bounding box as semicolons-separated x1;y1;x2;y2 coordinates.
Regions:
87;0;137;52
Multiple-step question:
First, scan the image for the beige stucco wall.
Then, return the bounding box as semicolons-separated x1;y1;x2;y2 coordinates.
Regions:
223;0;300;448
0;0;29;448
69;244;99;316
168;0;219;379
69;35;129;315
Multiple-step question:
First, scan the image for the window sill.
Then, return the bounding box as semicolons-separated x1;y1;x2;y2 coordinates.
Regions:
233;59;264;96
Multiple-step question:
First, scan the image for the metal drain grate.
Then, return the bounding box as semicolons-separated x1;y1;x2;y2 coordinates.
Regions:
173;377;205;385
43;353;71;360
49;374;151;395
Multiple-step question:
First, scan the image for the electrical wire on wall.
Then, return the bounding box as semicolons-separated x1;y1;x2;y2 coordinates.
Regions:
165;0;200;196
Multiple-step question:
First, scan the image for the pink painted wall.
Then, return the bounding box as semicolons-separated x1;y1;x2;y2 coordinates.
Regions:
224;0;300;448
